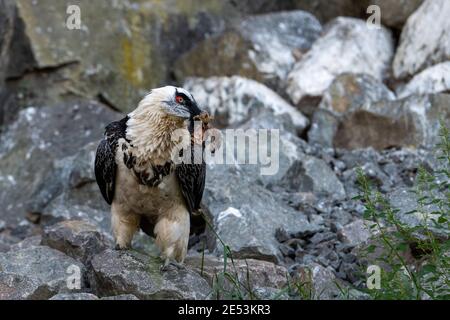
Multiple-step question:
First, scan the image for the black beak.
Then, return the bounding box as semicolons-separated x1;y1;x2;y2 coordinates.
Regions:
190;101;203;118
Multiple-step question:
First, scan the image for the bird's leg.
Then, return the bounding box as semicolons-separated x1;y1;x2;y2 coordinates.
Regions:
154;206;190;272
111;205;140;250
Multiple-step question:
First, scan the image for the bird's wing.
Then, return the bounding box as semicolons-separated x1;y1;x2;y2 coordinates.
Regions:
176;162;206;214
94;116;128;205
95;139;117;205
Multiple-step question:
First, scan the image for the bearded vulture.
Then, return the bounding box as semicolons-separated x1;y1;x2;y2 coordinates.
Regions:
94;86;207;270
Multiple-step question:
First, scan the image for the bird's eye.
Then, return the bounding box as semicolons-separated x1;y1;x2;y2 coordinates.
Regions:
176;96;184;104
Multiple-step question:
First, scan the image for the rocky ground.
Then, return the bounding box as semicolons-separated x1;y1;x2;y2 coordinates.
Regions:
0;0;449;300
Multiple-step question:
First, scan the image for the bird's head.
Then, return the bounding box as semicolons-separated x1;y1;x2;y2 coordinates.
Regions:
137;86;203;120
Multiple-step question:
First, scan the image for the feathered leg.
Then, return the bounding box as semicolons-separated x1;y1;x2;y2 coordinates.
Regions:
154;204;190;271
111;203;140;250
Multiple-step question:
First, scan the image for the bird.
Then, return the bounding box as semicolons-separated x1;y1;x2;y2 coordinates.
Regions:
94;86;208;271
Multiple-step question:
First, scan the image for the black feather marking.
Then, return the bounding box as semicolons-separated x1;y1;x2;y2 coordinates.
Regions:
175;147;206;215
95;116;129;205
134;162;173;187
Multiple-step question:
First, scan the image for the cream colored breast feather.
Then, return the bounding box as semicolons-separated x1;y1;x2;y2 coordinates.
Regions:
126;92;187;166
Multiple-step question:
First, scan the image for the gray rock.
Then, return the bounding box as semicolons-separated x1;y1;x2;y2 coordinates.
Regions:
0;272;53;300
286;17;394;106
184;76;309;132
393;0;450;79
203;165;324;262
318;73;396;115
0;0;14;81
295;263;340;299
333;94;450;150
0;101;119;226
9;235;42;251
398;62;450;99
361;0;424;29
89;249;211;300
308;109;340;148
280;155;346;200
50;293;99;300
42;220;110;265
175;11;322;92
389;188;449;239
101;294;140;300
0;246;86;295
36;143;112;236
185;255;288;294
337;220;371;246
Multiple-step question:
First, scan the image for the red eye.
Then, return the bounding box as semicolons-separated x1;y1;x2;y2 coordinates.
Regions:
176;96;184;104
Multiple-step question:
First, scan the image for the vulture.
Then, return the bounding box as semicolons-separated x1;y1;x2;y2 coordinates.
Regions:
95;86;209;270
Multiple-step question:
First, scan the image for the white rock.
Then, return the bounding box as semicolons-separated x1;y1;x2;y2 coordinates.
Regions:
286;17;394;104
398;62;450;98
184;76;309;132
393;0;450;79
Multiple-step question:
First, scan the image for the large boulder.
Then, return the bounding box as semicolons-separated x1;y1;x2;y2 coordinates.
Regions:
8;0;238;112
318;73;396;114
184;76;309;132
42;220;110;265
286;17;394;108
333;94;450;150
89;249;211;300
308;73;396;147
0;246;86;295
175;11;322;93
393;0;450;79
203;164;324;263
0;100;119;227
398;62;450;99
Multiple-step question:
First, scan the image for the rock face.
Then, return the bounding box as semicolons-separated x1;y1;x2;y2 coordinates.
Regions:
175;11;322;93
0;100;119;226
333;94;450;150
361;0;424;29
184;76;309;132
8;0;237;112
393;0;450;79
203;165;324;262
89;250;211;300
286;17;394;106
0;246;86;295
42;220;110;265
398;62;450;99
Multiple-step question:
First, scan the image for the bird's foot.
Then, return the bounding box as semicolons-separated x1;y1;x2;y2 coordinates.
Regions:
160;259;185;272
